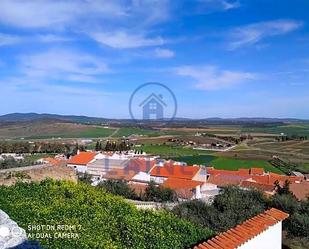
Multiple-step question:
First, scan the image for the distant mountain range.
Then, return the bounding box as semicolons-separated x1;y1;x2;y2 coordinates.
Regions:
0;113;308;125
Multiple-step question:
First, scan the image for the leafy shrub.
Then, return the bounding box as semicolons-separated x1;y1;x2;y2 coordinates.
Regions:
271;194;309;238
98;180;177;202
0;179;213;249
98;179;139;200
143;181;177;202
173;186;268;232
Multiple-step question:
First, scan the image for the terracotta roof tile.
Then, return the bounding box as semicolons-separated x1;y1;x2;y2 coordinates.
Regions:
289;181;309;200
150;165;200;180
252;174;304;185
192;208;289;249
250;168;265;175
240;180;275;192
207;174;248;187
67;151;96;165
162;178;204;190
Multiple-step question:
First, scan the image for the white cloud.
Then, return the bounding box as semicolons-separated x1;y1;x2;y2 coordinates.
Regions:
0;33;21;46
174;65;256;90
36;34;71;43
0;0;171;29
19;49;109;83
198;0;240;10
0;32;72;46
0;0;126;29
220;0;240;10
154;48;175;58
89;31;165;49
227;20;302;50
0;1;176;51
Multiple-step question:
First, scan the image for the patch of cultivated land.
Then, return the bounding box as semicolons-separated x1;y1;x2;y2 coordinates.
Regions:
112;127;161;137
112;127;199;137
250;140;309;155
242;124;309;136
137;145;213;157
139;144;282;173
0;120;116;139
171;155;217;165
159;126;242;136
209;157;284;174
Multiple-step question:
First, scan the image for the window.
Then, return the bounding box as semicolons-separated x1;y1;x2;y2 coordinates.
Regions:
149;102;157;110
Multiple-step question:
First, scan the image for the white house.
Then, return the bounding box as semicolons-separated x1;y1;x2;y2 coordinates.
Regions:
67;151;96;173
193;208;289;249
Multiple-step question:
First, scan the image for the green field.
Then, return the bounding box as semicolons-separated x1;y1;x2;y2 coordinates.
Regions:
24;127;116;139
297;163;309;173
171;155;217;165
137;145;213;157
170;155;283;174
113;127;160;137
113;127;194;137
209;157;284;174
242;124;309;136
139;145;284;173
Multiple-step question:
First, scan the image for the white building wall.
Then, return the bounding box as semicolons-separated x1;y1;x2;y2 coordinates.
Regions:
238;222;282;249
132;172;151;182
67;164;87;173
192;168;207;182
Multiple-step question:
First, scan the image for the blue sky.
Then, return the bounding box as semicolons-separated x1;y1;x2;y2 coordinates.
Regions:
0;0;309;119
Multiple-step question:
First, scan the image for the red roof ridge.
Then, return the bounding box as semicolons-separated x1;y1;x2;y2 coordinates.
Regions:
192;208;289;249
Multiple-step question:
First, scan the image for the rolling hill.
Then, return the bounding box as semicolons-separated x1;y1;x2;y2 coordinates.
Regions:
0;118;116;139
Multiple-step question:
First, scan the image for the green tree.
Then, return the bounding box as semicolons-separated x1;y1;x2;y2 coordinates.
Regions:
98;180;139;200
143;181;177;202
78;172;92;184
173;186;267;232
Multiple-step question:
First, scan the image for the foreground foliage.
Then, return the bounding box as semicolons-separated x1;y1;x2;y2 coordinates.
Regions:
173;186;268;232
0;180;213;249
97;179;139;200
97;180;177;202
173;186;309;246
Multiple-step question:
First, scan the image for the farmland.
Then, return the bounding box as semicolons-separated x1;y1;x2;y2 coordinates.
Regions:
112;127;195;137
0;120;116;139
208;157;284;174
139;145;284;174
137;144;213;157
242;124;309;137
0;117;308;174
